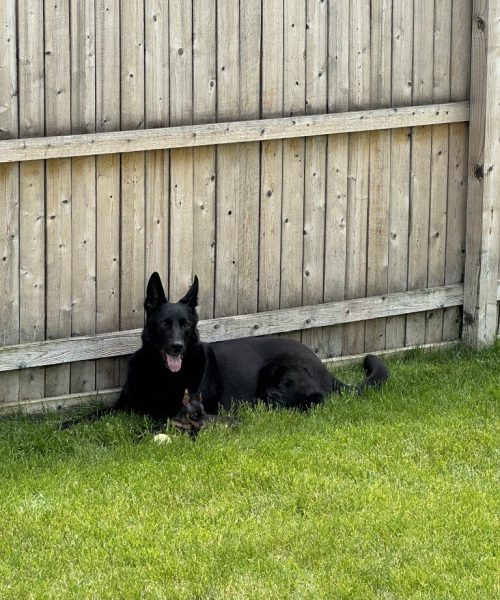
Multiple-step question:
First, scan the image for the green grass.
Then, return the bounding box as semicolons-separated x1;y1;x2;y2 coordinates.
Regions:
0;343;499;599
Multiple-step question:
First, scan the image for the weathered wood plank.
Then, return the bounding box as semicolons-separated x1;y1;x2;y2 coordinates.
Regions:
259;0;284;315
18;0;46;401
0;102;470;163
70;0;97;393
169;0;194;300
426;0;452;344
406;0;434;346
0;0;19;403
0;284;467;372
145;0;169;284
324;0;349;357
280;0;305;328
344;0;370;355
120;0;146;384
463;0;500;347
215;1;240;317
365;0;391;352
302;0;328;356
444;0;472;340
386;0;413;350
44;0;72;397
192;0;216;319
95;0;121;390
237;0;261;316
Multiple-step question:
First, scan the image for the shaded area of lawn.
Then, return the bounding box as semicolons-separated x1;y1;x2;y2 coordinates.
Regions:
0;343;498;599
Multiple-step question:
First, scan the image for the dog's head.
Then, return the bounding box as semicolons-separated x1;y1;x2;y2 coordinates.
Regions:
142;272;199;373
171;389;206;433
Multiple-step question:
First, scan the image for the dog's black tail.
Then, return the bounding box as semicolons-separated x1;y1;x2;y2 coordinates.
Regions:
331;354;389;394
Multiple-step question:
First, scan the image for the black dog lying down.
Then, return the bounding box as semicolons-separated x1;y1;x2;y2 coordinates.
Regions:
63;273;388;428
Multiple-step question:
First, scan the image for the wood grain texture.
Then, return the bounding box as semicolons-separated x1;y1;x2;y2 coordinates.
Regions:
426;0;452;344
463;0;500;347
406;0;434;346
344;0;370;355
214;1;240;317
18;0;46;401
0;284;467;373
70;0;97;393
280;0;306;319
237;0;261;316
444;0;472;340
259;0;284;313
365;0;391;352
145;0;169;286
302;0;327;356
324;0;350;357
0;102;470;163
192;0;216;319
169;0;194;302
386;0;413;350
95;0;121;390
0;0;19;403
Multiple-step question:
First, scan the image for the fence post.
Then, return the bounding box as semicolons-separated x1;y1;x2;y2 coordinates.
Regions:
462;0;500;348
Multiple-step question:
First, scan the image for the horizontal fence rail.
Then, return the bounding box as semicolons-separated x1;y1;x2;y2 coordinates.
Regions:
0;102;469;163
0;283;479;373
0;341;460;417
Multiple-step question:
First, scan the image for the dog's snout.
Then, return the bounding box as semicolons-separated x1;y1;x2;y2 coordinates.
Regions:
170;342;184;354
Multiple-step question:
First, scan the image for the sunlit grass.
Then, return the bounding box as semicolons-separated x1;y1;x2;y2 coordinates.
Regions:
0;342;498;599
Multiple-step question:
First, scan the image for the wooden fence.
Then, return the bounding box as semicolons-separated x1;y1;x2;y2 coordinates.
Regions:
0;0;498;413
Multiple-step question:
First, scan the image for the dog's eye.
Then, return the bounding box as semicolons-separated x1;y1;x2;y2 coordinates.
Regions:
160;318;172;328
182;321;191;329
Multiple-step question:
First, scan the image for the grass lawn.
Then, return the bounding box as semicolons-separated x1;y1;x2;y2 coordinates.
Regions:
0;343;498;599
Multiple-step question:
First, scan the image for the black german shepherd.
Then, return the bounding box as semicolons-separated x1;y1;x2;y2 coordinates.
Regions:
63;272;388;427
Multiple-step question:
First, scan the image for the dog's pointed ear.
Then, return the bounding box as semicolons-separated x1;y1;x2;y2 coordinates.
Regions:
144;272;167;314
178;275;198;309
183;389;190;406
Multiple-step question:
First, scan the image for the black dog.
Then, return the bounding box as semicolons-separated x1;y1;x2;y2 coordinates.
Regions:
62;272;388;427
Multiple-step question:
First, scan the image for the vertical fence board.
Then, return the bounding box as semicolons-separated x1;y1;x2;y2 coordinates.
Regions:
406;0;433;347
324;0;349;357
237;0;261;316
120;0;146;383
215;1;240;317
169;0;194;301
95;0;121;390
426;0;451;344
365;0;391;352
463;0;500;347
145;0;169;286
386;1;412;350
70;0;97;393
344;0;370;355
444;0;471;340
303;0;327;355
193;0;216;319
0;0;19;403
259;0;284;314
281;0;305;335
44;0;72;397
18;0;46;401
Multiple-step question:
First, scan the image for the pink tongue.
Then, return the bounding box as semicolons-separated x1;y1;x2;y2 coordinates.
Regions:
166;354;182;373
